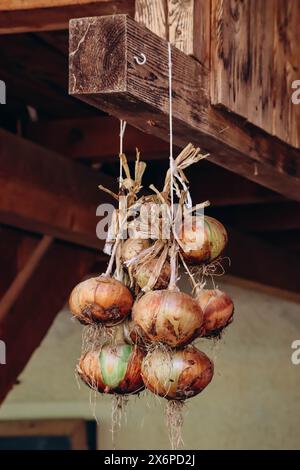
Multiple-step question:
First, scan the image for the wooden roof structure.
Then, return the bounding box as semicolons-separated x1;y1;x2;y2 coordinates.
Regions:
0;0;300;402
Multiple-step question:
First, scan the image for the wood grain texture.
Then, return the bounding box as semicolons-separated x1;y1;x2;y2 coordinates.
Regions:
193;0;211;67
0;241;95;403
0;129;115;249
0;0;134;33
168;0;195;55
135;0;202;57
69;14;300;201
273;0;300;149
135;0;167;40
211;0;300;149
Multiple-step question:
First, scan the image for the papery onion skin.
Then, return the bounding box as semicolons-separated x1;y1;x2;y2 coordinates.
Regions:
141;346;214;400
196;289;234;337
132;290;203;347
77;344;145;395
69;276;133;325
134;259;171;290
121;238;151;264
123;318;147;346
180;216;228;264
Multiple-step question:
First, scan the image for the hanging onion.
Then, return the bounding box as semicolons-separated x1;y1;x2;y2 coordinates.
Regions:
132;290;203;347
121;238;151;264
134;258;171;290
179;216;227;264
123;318;146;346
196;288;234;337
77;343;145;395
69;276;133;325
141;346;214;400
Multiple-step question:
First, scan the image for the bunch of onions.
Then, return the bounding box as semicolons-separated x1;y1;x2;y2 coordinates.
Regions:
141;346;214;400
196;288;234;337
132;290;203;347
179;215;227;264
69;276;133;326
77;343;145;395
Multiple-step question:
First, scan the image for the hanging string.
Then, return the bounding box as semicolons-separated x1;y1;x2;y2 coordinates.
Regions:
168;42;175;222
119;119;127;188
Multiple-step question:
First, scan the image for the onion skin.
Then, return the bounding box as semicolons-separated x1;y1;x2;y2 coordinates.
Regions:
134;259;171;290
123;318;146;346
69;276;133;325
141;346;214;400
132;290;203;347
121;238;151;264
180;216;228;264
77;344;145;395
196;289;234;337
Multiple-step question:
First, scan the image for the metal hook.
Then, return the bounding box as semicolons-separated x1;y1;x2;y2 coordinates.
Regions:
134;53;146;65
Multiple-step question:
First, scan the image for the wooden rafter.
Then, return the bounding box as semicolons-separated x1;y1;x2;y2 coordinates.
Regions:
69;15;300;202
0;0;134;34
0;128;115;249
0;237;96;403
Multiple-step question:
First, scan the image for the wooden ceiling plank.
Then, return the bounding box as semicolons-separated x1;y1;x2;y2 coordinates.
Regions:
0;235;53;322
0;128;115;249
208;201;300;232
0;241;96;403
0;1;135;34
69;14;300;202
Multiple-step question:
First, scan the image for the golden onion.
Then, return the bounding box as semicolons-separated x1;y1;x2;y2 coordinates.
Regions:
132;290;203;347
196;288;234;337
180;215;228;264
69;276;133;325
141;346;214;400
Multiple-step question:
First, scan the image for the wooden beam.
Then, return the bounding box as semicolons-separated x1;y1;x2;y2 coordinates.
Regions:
135;0;207;61
211;0;300;149
0;33;100;118
224;229;300;298
24;116;170;161
0;235;53;321
0;241;95;403
209;202;300;232
69;15;300;202
0;0;134;34
0;128;115;249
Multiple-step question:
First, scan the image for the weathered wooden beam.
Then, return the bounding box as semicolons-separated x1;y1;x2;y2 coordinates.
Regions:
0;0;134;34
0;129;115;249
69;15;300;202
0;240;96;403
211;0;300;149
135;0;207;62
